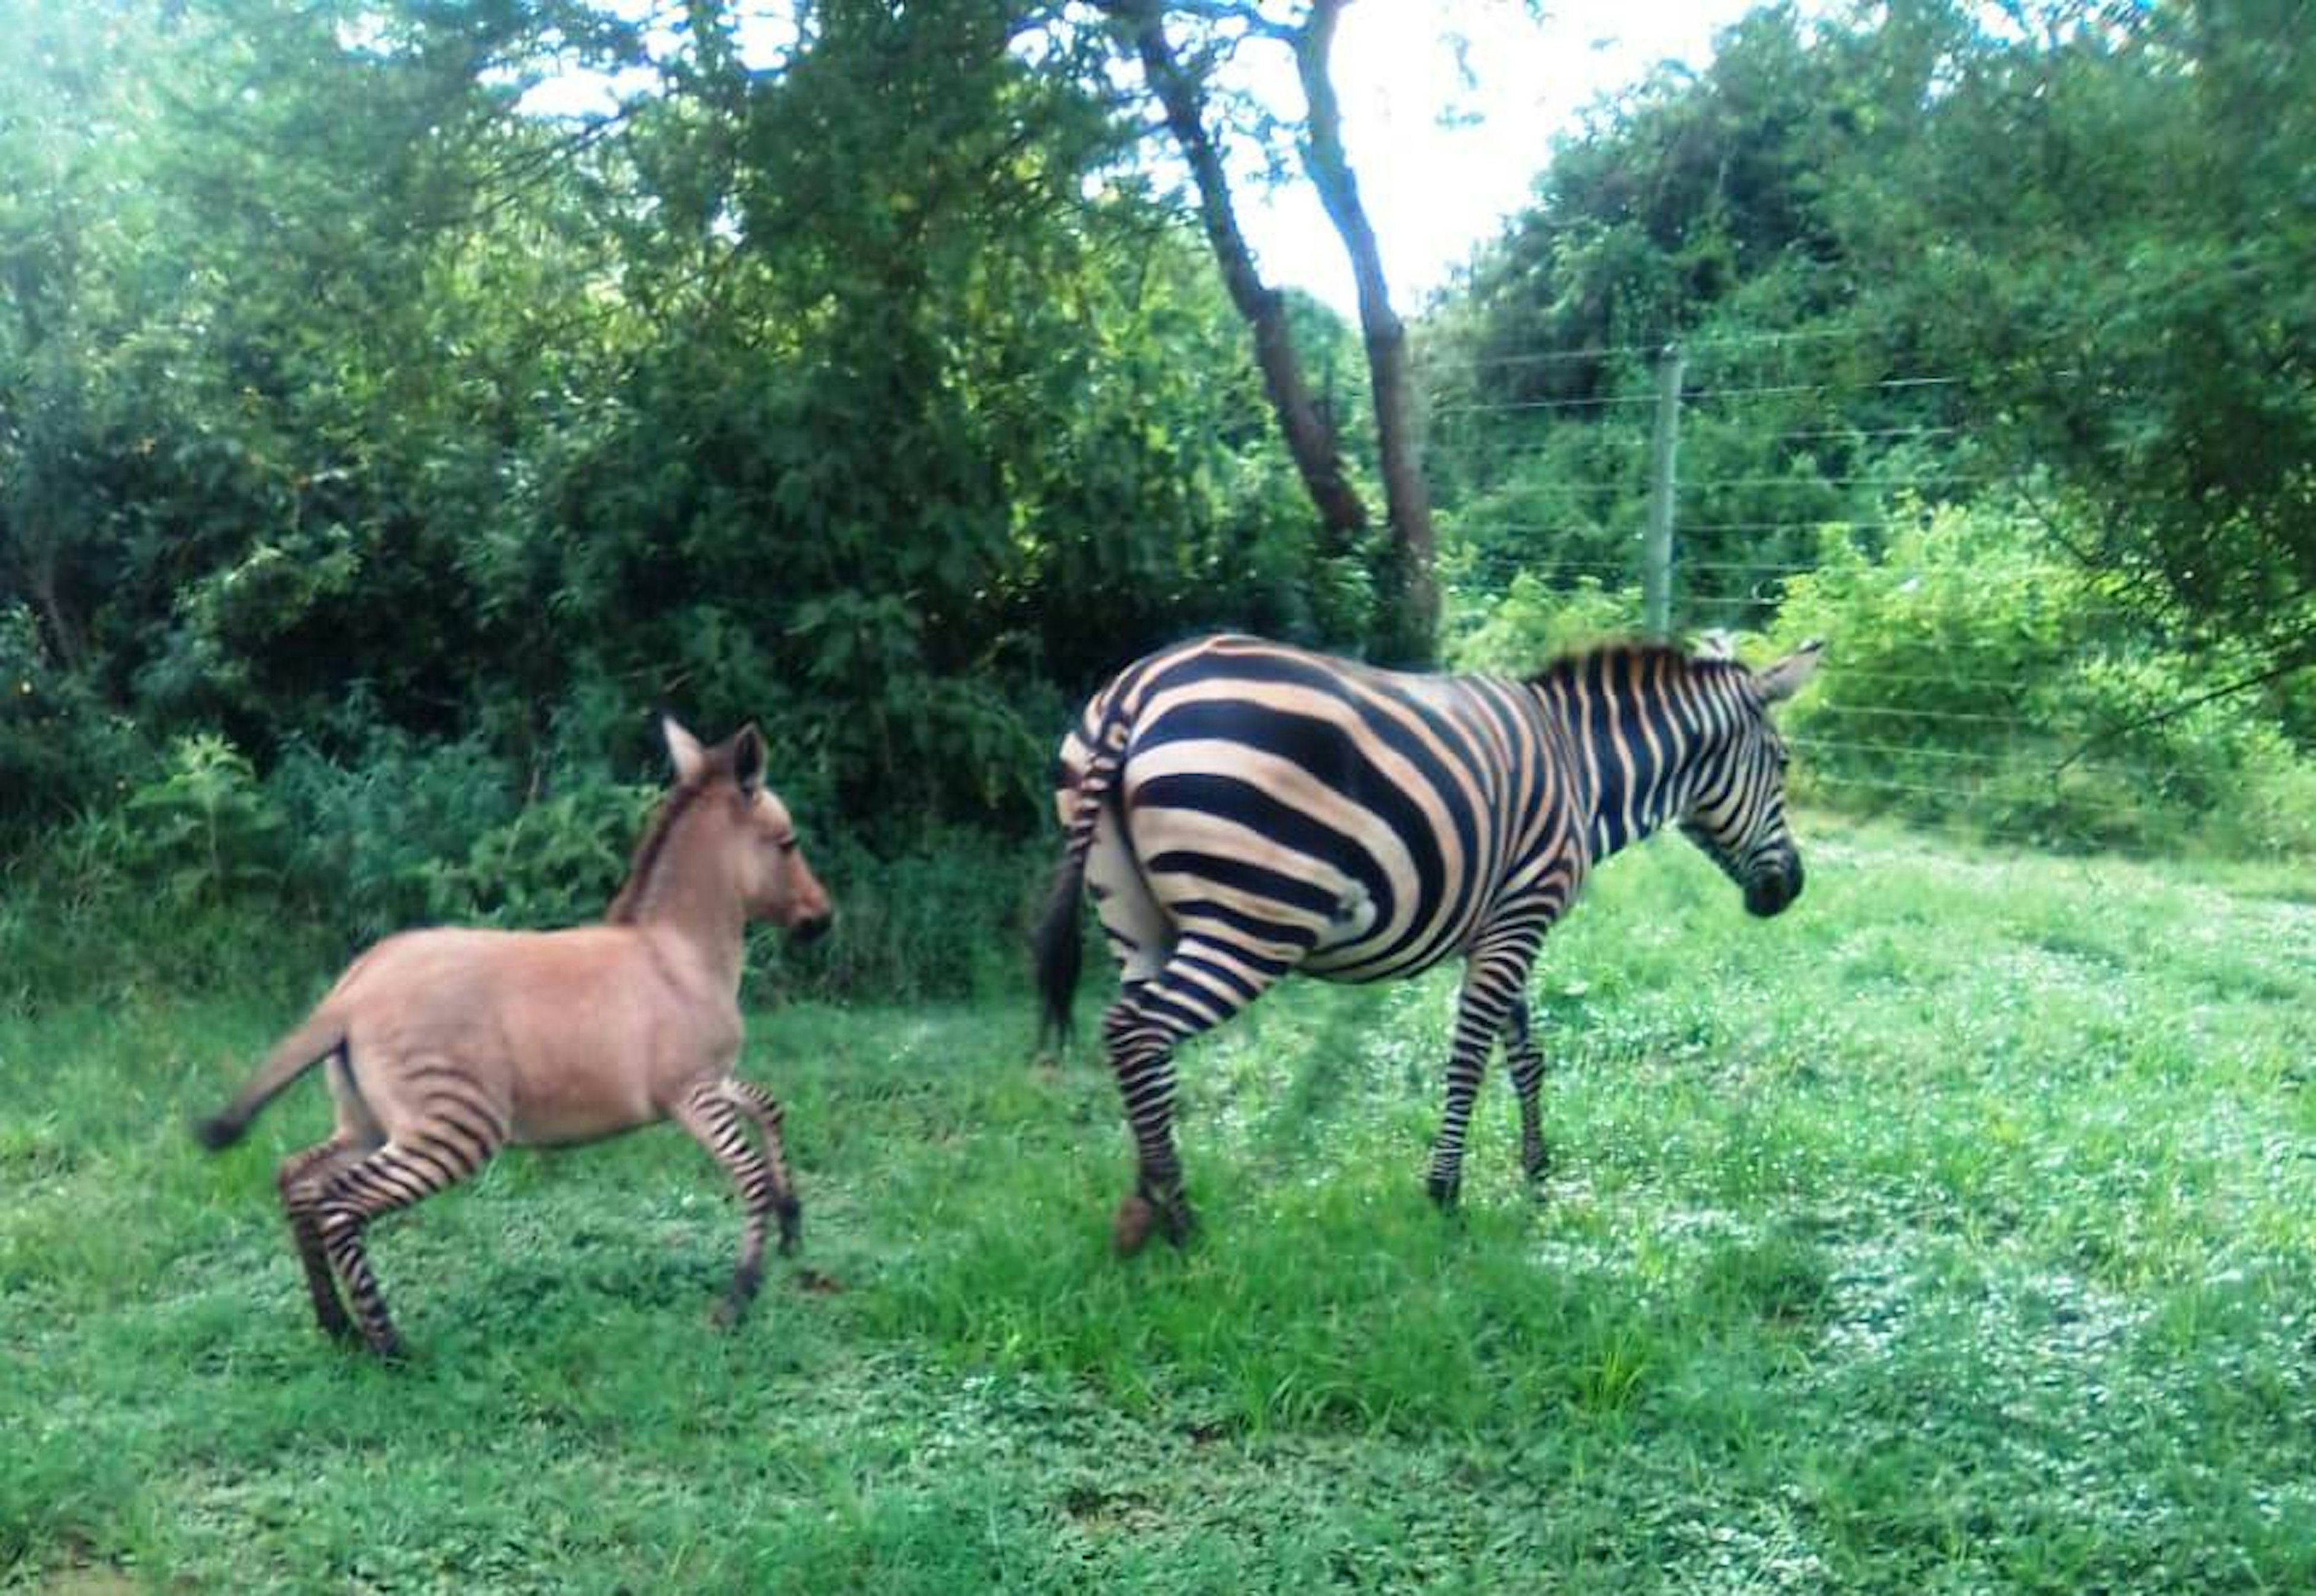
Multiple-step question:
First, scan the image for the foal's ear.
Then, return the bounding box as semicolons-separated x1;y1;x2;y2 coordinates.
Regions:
1756;639;1825;705
730;723;766;796
662;716;708;784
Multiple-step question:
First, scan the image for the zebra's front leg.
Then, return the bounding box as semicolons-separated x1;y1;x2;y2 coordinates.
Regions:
1504;1000;1551;1187
1429;933;1543;1211
672;1077;785;1326
722;1077;803;1257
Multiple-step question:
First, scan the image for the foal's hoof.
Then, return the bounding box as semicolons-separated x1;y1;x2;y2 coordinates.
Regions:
714;1260;765;1328
1426;1172;1463;1213
776;1200;803;1257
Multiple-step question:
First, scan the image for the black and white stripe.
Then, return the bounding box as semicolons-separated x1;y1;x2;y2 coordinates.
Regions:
1035;631;1821;1248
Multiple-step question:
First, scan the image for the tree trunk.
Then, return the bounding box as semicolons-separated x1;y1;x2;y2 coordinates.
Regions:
1109;0;1368;544
1293;0;1436;664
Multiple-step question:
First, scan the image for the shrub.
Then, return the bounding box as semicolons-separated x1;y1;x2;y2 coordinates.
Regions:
121;734;285;905
1769;502;2316;855
267;728;525;939
1446;573;1645;674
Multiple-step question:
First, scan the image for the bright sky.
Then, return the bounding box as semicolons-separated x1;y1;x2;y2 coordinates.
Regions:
1229;0;1779;314
522;1;1777;315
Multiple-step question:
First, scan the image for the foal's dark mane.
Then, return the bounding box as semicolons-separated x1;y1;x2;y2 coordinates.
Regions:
606;756;730;925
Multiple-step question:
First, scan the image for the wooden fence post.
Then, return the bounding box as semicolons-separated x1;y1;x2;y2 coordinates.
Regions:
1643;342;1686;637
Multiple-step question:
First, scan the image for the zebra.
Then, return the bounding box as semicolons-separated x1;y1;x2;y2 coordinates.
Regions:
1033;631;1823;1254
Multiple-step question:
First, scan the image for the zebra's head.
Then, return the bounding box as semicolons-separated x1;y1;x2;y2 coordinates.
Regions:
1677;641;1823;918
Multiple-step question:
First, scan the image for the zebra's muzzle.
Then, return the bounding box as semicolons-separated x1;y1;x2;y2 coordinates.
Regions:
1742;856;1803;918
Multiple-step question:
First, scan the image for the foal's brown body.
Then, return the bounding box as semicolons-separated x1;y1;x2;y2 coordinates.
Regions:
315;925;741;1148
198;720;832;1360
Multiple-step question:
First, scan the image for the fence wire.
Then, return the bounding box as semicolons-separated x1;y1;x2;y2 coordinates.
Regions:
1435;331;2198;850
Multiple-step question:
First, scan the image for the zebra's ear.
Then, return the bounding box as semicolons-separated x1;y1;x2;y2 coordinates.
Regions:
730;724;766;796
1756;640;1825;705
662;716;708;784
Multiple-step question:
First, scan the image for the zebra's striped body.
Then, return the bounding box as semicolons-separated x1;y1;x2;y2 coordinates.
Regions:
1035;632;1820;1252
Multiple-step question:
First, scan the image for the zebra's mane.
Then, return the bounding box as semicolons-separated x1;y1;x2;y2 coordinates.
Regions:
1525;640;1739;687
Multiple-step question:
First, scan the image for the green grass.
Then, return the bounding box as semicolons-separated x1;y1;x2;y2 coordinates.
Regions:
4;818;2314;1590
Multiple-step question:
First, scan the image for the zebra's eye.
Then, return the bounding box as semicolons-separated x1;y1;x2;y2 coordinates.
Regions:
772;835;799;855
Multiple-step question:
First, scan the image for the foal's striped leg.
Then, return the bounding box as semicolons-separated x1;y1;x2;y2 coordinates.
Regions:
721;1077;802;1255
1502;1000;1551;1185
1102;933;1285;1255
276;1139;364;1343
1428;929;1545;1209
315;1131;501;1361
672;1077;786;1325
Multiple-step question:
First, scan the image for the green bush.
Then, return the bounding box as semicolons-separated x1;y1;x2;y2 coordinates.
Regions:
1769;502;2316;855
266;728;525;940
120;734;285;906
419;783;660;931
1445;572;1645;674
755;830;1055;1006
0;604;142;845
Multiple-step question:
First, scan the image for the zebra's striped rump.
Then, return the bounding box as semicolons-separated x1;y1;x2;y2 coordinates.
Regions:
1037;631;1821;1252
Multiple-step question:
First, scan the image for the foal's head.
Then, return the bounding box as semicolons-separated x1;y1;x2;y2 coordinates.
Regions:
612;718;834;940
1677;642;1823;919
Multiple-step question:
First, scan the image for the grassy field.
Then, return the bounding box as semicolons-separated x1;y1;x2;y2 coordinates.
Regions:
4;819;2314;1591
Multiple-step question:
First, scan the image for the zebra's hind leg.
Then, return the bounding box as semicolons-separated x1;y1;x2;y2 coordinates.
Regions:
1103;935;1283;1257
276;1138;365;1343
1429;932;1544;1212
673;1077;786;1326
1504;1000;1552;1188
314;1131;499;1363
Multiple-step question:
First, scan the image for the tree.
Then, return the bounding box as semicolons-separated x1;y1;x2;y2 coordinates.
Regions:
1099;0;1437;663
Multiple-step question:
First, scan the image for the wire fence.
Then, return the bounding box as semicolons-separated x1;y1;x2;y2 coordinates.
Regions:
1431;329;2220;853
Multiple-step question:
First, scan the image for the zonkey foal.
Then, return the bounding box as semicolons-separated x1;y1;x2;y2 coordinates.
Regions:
197;718;832;1361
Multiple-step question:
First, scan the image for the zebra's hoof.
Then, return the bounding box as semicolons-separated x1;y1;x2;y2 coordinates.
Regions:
1426;1173;1463;1212
776;1200;803;1256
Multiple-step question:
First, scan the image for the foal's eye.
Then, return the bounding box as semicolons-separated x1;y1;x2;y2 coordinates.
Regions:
775;836;800;856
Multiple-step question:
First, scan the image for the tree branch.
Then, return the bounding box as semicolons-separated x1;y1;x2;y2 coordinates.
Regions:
2055;646;2316;775
1291;0;1436;660
1099;0;1367;541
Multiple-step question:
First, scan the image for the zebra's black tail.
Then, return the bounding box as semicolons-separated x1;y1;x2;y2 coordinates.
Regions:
1034;701;1131;1048
1033;847;1087;1048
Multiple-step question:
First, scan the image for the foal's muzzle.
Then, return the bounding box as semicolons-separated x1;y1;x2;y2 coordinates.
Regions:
791;910;834;944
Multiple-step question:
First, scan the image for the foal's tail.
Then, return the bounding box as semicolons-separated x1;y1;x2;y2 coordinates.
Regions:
1033;698;1132;1047
194;1009;346;1150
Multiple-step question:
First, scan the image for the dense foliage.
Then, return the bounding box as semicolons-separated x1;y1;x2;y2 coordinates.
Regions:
1426;0;2314;852
3;0;2311;994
